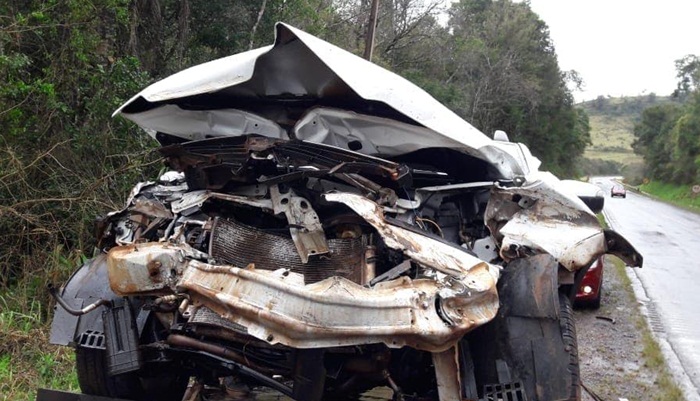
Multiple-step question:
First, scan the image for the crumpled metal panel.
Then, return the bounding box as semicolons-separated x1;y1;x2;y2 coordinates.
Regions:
106;237;499;352
107;243;186;295
323;192;500;284
114;23;538;179
485;173;643;271
179;260;498;352
269;186;329;262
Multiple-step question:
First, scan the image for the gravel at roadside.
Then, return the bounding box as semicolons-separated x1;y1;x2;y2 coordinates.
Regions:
576;256;684;401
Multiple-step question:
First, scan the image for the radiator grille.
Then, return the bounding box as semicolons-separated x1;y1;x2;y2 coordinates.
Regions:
190;306;248;335
210;218;364;284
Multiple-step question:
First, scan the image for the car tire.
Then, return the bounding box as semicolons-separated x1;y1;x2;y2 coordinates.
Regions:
559;293;582;400
76;347;140;399
76;347;188;401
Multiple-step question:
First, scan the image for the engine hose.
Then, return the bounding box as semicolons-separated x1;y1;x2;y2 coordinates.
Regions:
48;284;112;316
166;334;294;398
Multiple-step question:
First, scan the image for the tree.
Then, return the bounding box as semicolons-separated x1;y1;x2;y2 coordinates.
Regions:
673;54;700;100
443;0;588;176
632;104;682;181
635;54;700;184
669;92;700;183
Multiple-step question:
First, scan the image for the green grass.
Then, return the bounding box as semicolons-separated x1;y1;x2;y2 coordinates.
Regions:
596;213;608;228
588;114;637;152
0;252;81;401
0;292;79;400
578;98;645;173
639;181;700;211
584;149;643;165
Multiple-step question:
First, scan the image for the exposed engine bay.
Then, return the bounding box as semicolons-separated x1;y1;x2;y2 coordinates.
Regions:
49;22;642;401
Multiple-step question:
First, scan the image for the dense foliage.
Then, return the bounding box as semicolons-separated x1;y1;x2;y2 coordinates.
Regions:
0;0;587;289
633;55;700;184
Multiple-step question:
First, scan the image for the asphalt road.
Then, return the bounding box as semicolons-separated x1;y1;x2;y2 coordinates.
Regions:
596;177;700;399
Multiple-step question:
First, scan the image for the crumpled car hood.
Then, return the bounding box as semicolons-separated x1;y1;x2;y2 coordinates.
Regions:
114;22;538;179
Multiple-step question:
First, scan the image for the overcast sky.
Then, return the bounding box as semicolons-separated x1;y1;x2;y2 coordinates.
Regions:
524;0;700;102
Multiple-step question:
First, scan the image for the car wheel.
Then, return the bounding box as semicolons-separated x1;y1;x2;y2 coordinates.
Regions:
76;347;188;401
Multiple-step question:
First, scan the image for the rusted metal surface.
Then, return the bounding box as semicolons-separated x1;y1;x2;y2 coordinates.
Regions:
432;346;463;401
361;245;377;285
106;239;498;352
166;334;278;375
270;185;329;262
107;243;185;295
104;191;503;351
324;192;501;283
171;190;274;214
180;259;498;352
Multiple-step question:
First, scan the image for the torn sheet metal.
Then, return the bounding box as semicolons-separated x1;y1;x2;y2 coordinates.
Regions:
485;173;643;271
324;192;500;284
270;186;329;263
180;261;497;351
106;237;499;352
171;190;273;214
113;23;538;179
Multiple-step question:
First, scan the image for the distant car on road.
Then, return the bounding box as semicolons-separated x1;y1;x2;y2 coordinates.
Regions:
611;185;626;198
575;256;604;309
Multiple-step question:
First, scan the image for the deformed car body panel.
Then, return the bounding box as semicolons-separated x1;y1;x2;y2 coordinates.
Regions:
106;241;499;352
485;172;642;270
114;23;538;179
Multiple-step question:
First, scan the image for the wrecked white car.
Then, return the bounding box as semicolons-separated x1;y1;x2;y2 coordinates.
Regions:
50;23;642;401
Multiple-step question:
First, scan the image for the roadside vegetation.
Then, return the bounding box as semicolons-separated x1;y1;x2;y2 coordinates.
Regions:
632;55;700;187
577;55;700;191
577;95;677;182
638;181;700;210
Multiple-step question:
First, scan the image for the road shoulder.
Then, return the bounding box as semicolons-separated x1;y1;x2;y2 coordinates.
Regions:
577;256;686;401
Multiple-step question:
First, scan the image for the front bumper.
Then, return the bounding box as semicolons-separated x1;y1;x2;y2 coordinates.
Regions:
107;241;499;352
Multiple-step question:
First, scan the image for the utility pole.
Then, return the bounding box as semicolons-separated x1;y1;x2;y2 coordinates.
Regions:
363;0;379;61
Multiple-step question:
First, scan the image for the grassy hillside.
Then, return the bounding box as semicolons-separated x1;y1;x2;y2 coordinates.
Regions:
577;95;678;179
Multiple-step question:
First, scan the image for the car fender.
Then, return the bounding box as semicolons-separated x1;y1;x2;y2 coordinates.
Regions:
49;254;121;346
